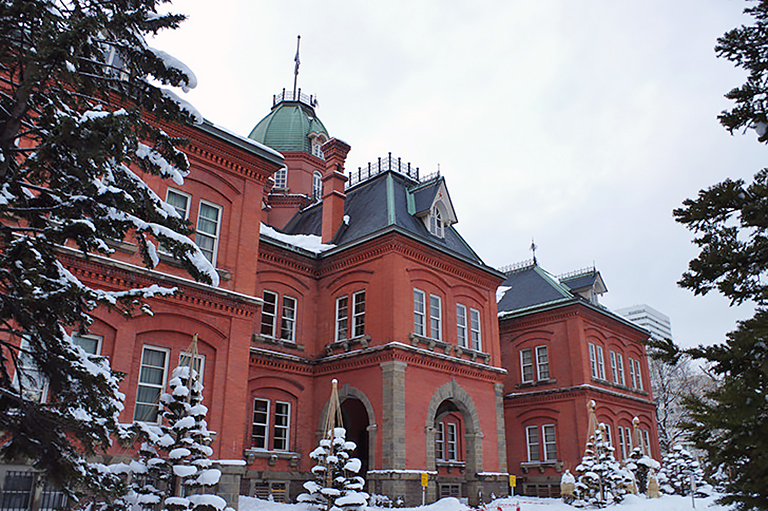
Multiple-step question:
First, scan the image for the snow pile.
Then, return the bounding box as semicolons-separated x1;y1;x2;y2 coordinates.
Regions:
261;224;336;254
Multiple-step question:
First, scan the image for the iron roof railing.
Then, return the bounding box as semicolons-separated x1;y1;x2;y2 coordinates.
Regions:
347;152;423;188
273;88;318;108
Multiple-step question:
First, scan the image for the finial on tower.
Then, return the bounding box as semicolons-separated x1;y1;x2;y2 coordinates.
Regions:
293;35;301;98
530;237;538;264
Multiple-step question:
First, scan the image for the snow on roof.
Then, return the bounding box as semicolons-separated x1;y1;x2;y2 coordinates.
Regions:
208;122;284;159
260;223;335;254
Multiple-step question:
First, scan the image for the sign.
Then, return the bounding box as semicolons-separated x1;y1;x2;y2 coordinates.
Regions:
421;472;429;487
509;475;517;487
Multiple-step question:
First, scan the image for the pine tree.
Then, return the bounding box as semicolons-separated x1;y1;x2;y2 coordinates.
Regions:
297;427;368;511
574;423;633;508
112;361;225;511
657;445;707;498
0;0;216;501
651;1;768;509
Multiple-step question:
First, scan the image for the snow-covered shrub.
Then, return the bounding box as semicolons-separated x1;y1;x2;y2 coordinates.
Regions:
297;427;368;511
111;365;225;511
657;445;709;497
368;494;393;507
573;423;634;507
623;444;660;494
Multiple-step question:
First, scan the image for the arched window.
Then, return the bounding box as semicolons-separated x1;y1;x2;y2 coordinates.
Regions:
313;171;322;202
429;206;444;238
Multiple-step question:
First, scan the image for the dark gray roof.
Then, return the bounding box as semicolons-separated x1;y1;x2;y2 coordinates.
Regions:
411;179;442;215
279;170;485;267
560;270;606;294
496;265;575;314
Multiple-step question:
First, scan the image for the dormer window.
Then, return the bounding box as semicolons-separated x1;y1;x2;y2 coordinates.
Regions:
312;171;322;202
429;206;444;238
312;143;324;159
274;167;287;189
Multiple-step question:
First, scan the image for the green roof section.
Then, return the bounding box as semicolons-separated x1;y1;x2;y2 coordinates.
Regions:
248;99;328;153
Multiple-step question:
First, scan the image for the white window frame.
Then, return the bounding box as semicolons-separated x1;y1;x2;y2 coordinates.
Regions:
642;429;651;455
616;353;626;385
414;289;426;336
72;333;102;355
526;425;540;462
429;206;444;238
446;422;458;461
261;291;278;338
588;342;598;378
273;401;291;451
610;350;618;382
134;346;170;423
542;424;557;461
166;188;191;220
596;344;606;380
469;308;481;351
335;295;349;341
179;351;205;383
429;294;442;341
195;199;222;267
536;345;549;380
252;398;270;449
456;304;468;348
520;348;534;383
352;290;366;338
312;171;322;202
435;421;445;460
274;167;287;189
280;295;297;342
634;359;644;390
14;337;49;403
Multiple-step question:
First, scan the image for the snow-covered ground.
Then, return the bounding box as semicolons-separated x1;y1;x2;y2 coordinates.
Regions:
239;494;732;511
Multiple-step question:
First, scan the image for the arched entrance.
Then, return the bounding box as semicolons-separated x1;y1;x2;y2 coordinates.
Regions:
342;398;370;475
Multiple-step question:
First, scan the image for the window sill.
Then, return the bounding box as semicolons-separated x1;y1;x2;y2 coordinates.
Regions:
244;448;300;467
436;460;466;473
590;377;648;396
105;238;137;255
516;378;557;389
409;334;491;364
324;334;371;355
252;334;305;351
520;461;562;474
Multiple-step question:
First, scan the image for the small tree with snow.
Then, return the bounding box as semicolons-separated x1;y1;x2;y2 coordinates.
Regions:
574;423;633;507
113;360;225;511
297;426;368;511
657;445;707;497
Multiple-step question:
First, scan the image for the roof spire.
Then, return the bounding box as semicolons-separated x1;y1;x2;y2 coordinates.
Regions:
292;35;301;98
530;237;538;264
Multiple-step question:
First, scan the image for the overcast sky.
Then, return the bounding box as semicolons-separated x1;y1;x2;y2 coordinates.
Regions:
153;1;763;349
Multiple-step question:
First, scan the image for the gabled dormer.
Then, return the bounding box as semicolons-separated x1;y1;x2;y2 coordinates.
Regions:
408;177;458;239
558;267;607;305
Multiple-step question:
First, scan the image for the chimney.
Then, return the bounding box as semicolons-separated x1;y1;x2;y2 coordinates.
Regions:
320;138;351;243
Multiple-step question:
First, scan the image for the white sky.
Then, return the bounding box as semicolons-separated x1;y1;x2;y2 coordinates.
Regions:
153;1;763;349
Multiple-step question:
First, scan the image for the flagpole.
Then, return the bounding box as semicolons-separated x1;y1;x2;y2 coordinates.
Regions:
293;35;301;99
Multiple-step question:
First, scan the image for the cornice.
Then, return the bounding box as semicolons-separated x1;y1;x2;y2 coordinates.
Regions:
504;383;656;408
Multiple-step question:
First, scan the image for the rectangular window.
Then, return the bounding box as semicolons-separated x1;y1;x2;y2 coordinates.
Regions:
14;337;48;403
616;354;626;385
273;401;290;451
634;359;644;390
446;422;458;460
179;352;205;382
335;295;349;341
195;200;221;266
352;291;366;337
643;429;651;456
134;346;169;423
456;304;467;348
261;291;278;337
520;348;534;383
596;345;606;380
430;294;442;340
470;308;481;351
72;333;102;355
618;426;626;459
604;424;612;446
536;345;550;380
610;351;618;382
252;398;270;449
414;289;426;336
526;425;540;461
588;343;598;378
1;471;35;511
629;358;638;389
274;167;287;189
166;188;190;220
435;422;445;460
542;425;557;461
280;296;297;341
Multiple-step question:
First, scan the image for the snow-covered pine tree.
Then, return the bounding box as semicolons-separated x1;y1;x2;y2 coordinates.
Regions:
113;354;226;511
0;0;216;501
622;418;660;494
657;445;707;497
297;426;368;511
574;423;633;508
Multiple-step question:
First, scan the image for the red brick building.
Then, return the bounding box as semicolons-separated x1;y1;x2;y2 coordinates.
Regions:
2;89;658;509
497;263;658;497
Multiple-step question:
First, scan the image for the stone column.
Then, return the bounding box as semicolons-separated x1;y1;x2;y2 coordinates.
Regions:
380;360;407;469
495;382;508;472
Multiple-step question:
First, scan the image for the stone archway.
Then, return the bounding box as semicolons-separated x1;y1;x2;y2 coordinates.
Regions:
424;380;483;474
317;383;378;472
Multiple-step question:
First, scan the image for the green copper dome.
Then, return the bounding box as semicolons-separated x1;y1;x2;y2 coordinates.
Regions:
248;92;328;153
